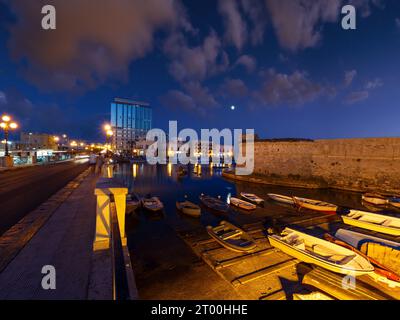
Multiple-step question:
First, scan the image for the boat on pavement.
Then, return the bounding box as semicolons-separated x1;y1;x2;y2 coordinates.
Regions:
207;221;257;253
142;195;164;212
362;193;388;205
341;210;400;236
199;195;230;215
229;197;257;211
267;193;295;205
268;228;374;276
293;196;338;214
240;192;264;205
176;200;201;218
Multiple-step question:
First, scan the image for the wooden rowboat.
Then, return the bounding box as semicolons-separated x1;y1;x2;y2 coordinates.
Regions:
229;197;256;211
142;196;164;212
293;197;338;214
176;201;201;218
267;193;295;205
362;193;388;205
240;193;264;205
268;228;374;276
341;210;400;236
207;221;257;253
199;195;230;215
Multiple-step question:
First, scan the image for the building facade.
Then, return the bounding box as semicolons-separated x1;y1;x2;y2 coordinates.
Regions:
111;98;152;153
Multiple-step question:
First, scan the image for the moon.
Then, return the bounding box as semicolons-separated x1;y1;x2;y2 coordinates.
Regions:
230;105;236;111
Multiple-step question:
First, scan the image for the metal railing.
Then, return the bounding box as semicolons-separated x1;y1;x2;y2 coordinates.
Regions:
110;197;130;300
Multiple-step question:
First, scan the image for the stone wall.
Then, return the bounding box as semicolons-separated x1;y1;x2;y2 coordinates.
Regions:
253;138;400;193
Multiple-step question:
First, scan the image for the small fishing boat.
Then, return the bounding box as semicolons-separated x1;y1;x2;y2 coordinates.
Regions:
240;192;264;205
293;197;338;214
267;193;295;205
229;197;257;211
126;193;141;215
199;195;230;215
207;221;257;253
341;210;400;236
335;229;400;250
142;195;164;212
268;228;374;276
362;193;388;205
388;197;400;209
176;200;201;218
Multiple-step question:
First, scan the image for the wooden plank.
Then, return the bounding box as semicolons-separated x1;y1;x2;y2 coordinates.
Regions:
215;248;278;270
231;259;297;287
302;267;392;300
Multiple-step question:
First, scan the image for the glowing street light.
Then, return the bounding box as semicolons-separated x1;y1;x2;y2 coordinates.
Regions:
0;114;19;156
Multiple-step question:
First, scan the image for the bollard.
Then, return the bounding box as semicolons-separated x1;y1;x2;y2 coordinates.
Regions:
93;177;128;248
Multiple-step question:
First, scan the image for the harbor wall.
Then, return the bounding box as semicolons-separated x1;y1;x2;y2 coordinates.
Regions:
252;138;400;193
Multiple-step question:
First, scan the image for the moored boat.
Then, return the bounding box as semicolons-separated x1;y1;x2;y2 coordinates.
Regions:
267;193;295;205
199;195;230;215
240;192;264;205
362;193;388;205
293;197;338;214
335;229;400;250
126;192;141;215
142;195;164;212
268;228;374;276
176;200;201;218
207;221;257;253
341;210;400;236
229;197;256;211
388;197;400;209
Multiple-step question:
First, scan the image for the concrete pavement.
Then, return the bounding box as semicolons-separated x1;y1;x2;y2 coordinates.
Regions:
0;169;99;299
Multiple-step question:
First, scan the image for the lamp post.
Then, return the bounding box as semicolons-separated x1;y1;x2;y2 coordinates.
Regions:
1;115;18;157
104;124;113;156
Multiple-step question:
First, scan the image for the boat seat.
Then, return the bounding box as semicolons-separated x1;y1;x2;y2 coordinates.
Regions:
311;244;354;264
220;230;242;240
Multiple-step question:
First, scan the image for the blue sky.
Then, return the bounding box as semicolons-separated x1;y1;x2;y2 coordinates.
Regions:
0;0;399;142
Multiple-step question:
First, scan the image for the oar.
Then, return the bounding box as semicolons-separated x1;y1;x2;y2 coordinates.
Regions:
324;233;400;282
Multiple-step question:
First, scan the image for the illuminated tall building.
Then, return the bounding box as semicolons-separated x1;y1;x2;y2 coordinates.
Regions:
110;98;152;153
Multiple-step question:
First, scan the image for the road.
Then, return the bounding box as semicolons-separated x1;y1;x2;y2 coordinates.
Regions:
0;160;90;236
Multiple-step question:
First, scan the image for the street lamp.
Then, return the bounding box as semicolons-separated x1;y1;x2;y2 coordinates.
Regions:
103;124;113;155
0;114;18;157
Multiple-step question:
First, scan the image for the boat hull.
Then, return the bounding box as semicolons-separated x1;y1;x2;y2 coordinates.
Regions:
268;236;373;276
342;215;400;236
230;197;256;211
293;197;338;214
240;193;264;205
176;201;201;218
362;194;388;205
267;193;295;205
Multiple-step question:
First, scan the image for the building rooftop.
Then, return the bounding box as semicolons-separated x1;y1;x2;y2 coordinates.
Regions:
114;98;151;107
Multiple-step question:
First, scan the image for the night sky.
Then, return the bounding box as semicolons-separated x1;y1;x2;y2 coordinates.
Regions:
0;0;399;142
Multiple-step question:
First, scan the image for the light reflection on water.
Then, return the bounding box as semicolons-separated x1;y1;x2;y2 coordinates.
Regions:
112;163;400;233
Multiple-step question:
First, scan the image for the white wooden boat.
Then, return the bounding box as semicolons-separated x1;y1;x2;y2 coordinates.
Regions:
335;229;400;250
388;197;400;209
362;193;388;205
293;197;338;214
142;196;164;212
240;193;264;205
229;197;256;211
176;201;201;218
268;228;374;276
267;193;295;205
207;221;257;253
341;210;400;236
126;193;141;215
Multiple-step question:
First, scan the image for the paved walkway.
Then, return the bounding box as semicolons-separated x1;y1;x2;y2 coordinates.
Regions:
0;170;98;299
